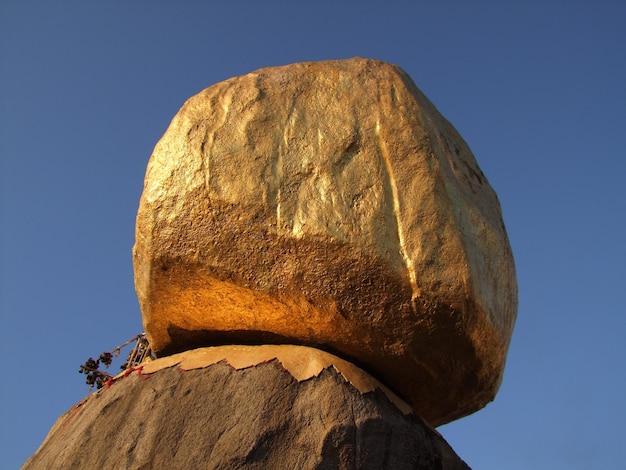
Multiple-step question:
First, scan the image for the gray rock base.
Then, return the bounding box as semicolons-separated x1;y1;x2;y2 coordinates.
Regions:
23;361;470;469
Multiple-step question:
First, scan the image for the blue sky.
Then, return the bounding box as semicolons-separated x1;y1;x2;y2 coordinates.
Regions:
1;2;624;468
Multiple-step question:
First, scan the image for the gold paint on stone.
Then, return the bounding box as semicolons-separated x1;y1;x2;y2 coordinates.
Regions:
133;57;518;425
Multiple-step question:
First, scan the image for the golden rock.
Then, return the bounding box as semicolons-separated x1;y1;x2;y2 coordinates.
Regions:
133;57;517;425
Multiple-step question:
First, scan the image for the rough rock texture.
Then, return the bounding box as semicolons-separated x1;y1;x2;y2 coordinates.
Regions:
23;348;470;469
137;345;413;414
133;57;517;425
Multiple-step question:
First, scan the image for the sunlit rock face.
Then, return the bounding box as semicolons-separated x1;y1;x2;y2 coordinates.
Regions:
133;57;517;426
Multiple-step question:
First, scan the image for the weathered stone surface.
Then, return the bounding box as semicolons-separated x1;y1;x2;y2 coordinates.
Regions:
133;57;517;425
23;347;470;469
137;344;413;414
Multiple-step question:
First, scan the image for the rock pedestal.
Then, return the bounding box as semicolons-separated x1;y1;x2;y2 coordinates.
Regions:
23;347;470;470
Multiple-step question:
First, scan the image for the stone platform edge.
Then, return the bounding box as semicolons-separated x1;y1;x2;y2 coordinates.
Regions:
116;344;414;415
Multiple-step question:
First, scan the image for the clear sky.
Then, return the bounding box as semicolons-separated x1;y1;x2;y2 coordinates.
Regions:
1;2;624;468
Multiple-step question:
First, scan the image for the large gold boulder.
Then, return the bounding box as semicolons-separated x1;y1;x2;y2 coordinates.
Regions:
133;57;517;425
